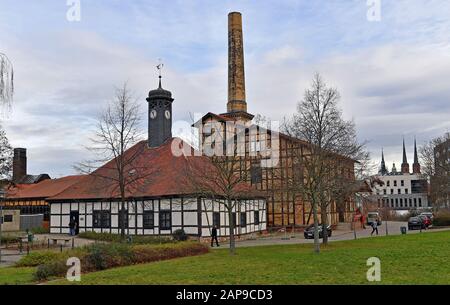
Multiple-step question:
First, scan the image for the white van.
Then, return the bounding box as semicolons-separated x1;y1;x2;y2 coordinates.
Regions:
367;212;381;226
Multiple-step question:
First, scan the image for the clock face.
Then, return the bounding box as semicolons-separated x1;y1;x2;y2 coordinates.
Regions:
165;110;171;119
150;110;157;119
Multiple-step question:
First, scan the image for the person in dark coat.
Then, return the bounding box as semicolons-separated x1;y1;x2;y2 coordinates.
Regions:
371;218;379;236
69;218;76;236
211;225;220;247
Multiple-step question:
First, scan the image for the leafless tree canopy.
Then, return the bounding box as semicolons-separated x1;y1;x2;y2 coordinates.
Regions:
184;128;252;255
0;52;14;114
284;73;370;252
0;123;13;180
420;132;450;209
75;83;145;238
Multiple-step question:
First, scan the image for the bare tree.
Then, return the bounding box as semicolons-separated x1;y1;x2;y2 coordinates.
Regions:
186;155;252;255
0;123;13;180
0;53;14;113
420;132;450;209
284;73;369;252
182;120;254;255
75;83;145;239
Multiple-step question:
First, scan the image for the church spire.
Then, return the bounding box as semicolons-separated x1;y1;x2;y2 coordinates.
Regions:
379;148;388;175
413;137;421;174
401;138;410;174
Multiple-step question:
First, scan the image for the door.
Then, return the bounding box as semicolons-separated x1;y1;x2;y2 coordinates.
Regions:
70;211;80;235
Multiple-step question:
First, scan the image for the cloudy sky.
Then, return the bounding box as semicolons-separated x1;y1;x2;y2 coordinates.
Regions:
1;0;449;177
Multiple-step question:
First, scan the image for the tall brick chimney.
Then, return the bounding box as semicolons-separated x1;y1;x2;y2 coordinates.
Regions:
13;148;27;183
227;12;247;113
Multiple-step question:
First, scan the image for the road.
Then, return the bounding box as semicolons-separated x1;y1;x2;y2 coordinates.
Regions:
213;221;450;249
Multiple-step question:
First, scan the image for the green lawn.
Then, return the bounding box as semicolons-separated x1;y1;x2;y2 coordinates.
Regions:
0;267;35;285
1;231;449;285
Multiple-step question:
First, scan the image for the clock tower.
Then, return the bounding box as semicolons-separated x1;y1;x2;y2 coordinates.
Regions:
147;75;174;148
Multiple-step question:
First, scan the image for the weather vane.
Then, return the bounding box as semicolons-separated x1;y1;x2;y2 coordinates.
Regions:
156;58;164;79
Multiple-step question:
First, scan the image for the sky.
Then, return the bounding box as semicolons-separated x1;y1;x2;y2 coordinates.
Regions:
1;0;449;177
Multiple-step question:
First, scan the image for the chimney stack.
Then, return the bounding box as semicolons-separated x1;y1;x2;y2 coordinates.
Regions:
227;12;247;113
13;148;27;183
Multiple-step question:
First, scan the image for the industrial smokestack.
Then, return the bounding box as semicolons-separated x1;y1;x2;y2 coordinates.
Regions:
13;148;27;183
227;12;247;113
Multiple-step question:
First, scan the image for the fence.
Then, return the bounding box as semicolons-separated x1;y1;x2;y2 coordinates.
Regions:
20;214;44;231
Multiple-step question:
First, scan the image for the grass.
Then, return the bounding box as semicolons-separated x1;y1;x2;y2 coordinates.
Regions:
50;230;450;285
0;267;35;285
1;231;449;285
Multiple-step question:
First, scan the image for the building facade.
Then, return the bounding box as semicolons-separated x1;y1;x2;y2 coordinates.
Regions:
373;140;430;210
194;12;356;228
47;78;266;237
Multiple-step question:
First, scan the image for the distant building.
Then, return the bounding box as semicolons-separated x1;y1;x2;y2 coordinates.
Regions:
373;139;430;210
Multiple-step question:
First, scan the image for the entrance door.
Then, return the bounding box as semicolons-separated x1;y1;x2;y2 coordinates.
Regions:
70;211;80;235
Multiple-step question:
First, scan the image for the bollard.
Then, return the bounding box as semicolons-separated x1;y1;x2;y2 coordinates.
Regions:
60;244;63;253
400;226;407;235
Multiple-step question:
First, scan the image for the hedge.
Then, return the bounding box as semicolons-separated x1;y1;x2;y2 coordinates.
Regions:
31;241;209;281
433;211;450;227
77;232;175;244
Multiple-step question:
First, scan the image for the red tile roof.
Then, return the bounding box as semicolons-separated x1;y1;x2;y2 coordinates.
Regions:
6;175;84;199
48;138;264;201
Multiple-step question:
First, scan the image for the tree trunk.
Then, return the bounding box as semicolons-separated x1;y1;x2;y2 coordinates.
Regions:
120;195;126;240
227;204;236;255
321;204;329;245
312;199;320;254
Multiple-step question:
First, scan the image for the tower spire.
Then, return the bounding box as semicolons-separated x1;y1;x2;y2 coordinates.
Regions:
413;137;421;174
401;138;410;174
379;148;388;175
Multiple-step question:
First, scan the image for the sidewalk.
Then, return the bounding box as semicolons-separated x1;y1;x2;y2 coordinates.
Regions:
211;221;450;249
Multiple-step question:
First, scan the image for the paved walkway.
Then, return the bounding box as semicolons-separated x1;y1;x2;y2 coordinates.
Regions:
0;234;96;267
211;222;450;249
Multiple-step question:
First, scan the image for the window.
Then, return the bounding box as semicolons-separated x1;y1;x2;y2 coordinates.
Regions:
254;211;260;225
398;189;401;194
93;210;110;228
3;215;13;222
405;188;409;194
232;212;237;227
143;211;154;229
401;180;404;187
391;189;394;194
387;181;390;187
418;198;422;207
240;212;247;228
250;163;262;184
383;189;387;195
119;209;129;229
394;180;397;187
159;210;171;230
213;212;220;228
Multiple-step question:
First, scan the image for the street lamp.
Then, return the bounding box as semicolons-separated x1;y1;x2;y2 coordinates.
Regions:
383;196;389;236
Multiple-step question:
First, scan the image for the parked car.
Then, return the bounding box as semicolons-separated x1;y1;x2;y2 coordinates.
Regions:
419;212;434;221
408;216;426;230
367;212;382;226
417;215;432;228
304;224;332;239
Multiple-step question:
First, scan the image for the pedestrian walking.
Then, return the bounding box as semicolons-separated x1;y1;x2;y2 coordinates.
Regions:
69;217;76;236
361;214;366;229
211;225;220;247
371;218;379;236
